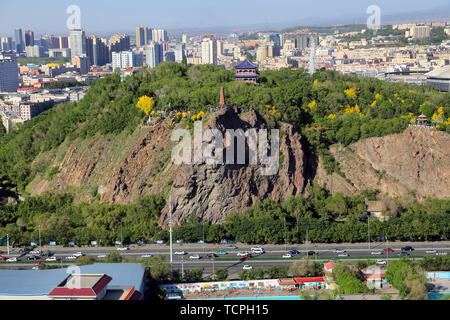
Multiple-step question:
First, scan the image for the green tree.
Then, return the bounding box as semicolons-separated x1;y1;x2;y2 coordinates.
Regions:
215;268;228;281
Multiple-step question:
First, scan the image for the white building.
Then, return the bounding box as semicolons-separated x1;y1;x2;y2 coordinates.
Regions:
201;37;217;65
152;29;168;43
145;42;163;68
112;51;144;70
0;57;19;92
70;29;86;57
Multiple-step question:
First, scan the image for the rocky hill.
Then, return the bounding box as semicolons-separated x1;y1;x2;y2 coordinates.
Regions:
314;126;450;199
25;107;449;225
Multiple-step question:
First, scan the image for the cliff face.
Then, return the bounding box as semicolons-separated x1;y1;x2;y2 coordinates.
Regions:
159;106;306;226
314;127;450;199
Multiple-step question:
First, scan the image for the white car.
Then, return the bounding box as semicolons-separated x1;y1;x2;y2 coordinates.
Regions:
338;253;349;257
237;252;249;257
189;255;200;260
73;252;83;257
97;254;107;258
6;257;17;262
30;250;41;255
46;257;58;261
226;245;238;250
376;260;387;265
282;253;292;258
251;247;264;254
436;252;448;256
141;254;152;258
371;251;382;255
117;247;129;251
66;255;77;260
334;249;346;253
243;265;253;270
426;250;437;254
174;251;186;255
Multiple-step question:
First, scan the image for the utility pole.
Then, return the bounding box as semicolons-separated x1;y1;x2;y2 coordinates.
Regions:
368;216;371;250
7;234;10;256
284;217;287;252
305;229;309;258
169;195;173;274
212;251;215;280
38;224;42;253
181;256;184;280
117;221;123;246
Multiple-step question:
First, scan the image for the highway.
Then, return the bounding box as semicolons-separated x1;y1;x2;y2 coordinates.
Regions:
1;241;448;278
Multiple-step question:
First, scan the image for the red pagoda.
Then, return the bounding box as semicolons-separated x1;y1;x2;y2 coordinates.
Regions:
233;59;259;83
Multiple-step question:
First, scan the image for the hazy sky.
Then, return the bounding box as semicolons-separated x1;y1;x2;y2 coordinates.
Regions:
1;0;449;35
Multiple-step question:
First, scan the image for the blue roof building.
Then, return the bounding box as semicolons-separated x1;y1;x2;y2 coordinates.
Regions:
233;59;259;83
0;263;145;300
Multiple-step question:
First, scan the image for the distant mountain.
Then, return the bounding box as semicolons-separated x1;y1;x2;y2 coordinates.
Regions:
167;5;450;34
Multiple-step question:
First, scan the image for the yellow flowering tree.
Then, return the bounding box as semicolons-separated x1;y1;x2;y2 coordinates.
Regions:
136;96;155;115
344;88;357;98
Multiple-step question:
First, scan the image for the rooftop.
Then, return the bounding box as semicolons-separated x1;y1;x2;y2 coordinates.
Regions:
0;263;145;296
425;65;450;79
234;59;258;69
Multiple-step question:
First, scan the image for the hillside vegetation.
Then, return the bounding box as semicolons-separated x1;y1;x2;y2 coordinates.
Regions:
1;62;448;192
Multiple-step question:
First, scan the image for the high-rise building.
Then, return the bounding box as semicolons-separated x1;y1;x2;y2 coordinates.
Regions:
217;40;223;57
58;35;70;49
411;25;431;39
267;43;281;57
182;34;187;44
145;42;163;68
112;51;144;69
136;26;152;47
152;29;168;43
0;56;19;92
72;55;90;74
295;35;309;50
256;45;268;63
164;51;175;62
14;28;24;52
201;36;217;65
269;34;280;46
24;30;34;47
86;36;109;66
227;33;239;44
70;29;86;57
25;45;43;58
1;37;13;51
174;47;186;63
109;33;130;53
40;34;59;51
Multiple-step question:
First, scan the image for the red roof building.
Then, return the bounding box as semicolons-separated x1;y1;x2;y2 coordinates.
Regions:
48;274;112;300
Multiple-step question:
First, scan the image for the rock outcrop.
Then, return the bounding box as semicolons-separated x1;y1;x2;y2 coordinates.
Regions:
315;127;450;199
159;106;306;226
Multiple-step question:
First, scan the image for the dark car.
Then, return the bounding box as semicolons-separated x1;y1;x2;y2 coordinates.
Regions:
398;251;410;256
206;253;218;258
289;250;300;255
402;246;414;251
307;251;316;256
27;255;41;261
41;251;53;257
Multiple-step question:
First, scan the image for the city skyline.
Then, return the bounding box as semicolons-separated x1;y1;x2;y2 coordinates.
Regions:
1;0;450;36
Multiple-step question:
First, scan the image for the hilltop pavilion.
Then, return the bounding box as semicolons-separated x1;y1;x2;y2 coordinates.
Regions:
233;59;259;83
